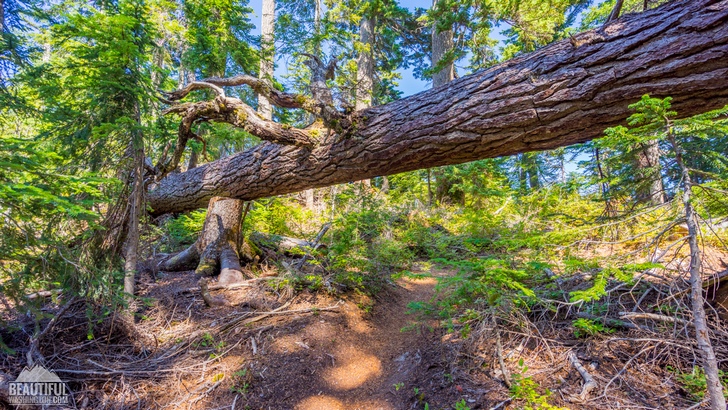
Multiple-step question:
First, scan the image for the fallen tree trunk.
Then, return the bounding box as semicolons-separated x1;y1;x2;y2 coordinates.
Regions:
249;231;319;256
148;0;728;215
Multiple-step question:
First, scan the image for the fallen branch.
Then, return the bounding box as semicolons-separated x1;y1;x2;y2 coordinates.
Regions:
25;289;63;300
27;297;77;367
296;222;332;269
199;278;228;307
568;352;597;402
178;277;279;294
618;311;690;325
219;301;342;334
495;332;512;388
489;399;512;410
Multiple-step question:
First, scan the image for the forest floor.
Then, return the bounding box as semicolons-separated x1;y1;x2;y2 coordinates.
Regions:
131;265;507;409
0;266;503;409
3;247;728;409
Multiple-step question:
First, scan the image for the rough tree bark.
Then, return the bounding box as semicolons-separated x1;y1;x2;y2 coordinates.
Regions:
634;139;666;205
431;0;454;88
302;0;323;207
258;0;275;119
356;16;374;111
122;106;145;298
356;15;375;188
149;0;728;216
0;0;5;33
160;197;247;285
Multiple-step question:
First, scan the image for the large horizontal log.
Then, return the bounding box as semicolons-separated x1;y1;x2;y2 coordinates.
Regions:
148;0;728;215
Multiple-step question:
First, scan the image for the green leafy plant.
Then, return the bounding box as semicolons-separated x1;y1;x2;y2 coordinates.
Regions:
510;360;568;410
230;369;252;395
668;366;728;401
572;318;614;338
454;399;471;410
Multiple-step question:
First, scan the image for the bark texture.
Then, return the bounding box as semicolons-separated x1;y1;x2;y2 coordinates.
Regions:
160;197;247;285
149;0;728;215
258;0;275;120
356;17;375;111
431;0;454;88
0;0;5;33
634;139;666;205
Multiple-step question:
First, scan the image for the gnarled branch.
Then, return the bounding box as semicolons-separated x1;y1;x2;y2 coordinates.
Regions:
156;96;316;177
163;75;303;109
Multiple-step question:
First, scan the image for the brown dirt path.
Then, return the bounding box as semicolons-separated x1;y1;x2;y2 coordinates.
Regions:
239;268;487;410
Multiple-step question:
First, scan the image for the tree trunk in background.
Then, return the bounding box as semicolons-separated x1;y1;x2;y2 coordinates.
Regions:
594;147;615;216
607;0;625;22
258;0;275;120
186;148;198;170
314;0;322;55
305;188;315;209
667;131;726;410
356;16;375;188
431;0;454;88
0;0;5;33
526;153;541;190
148;0;728;215
355;17;374;111
122;112;145;298
303;0;322;207
430;0;455;204
518;155;528;192
635;139;666;205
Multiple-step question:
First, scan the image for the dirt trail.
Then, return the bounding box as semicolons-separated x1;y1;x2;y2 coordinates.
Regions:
15;266;497;409
240;268;485;410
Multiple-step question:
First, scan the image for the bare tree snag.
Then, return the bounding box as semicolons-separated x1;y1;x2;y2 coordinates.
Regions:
258;0;275;120
149;0;728;216
667;129;726;410
356;17;374;110
431;0;455;88
160;197;248;285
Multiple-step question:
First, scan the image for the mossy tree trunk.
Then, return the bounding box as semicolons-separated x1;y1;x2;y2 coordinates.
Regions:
160;197;247;285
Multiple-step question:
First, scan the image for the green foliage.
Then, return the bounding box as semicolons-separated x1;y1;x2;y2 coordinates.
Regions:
427;0;591;73
245;197;313;238
572;318;614;338
182;0;256;77
668;366;728;401
431;257;537;324
164;210;207;248
453;399;470;410
230;368;253;395
568;263;660;303
510;359;568;410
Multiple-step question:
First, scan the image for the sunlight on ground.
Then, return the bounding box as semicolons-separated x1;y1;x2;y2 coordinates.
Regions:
269;333;310;354
400;276;439;289
342;305;374;334
295;395;396;410
324;346;382;390
295;395;345;410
